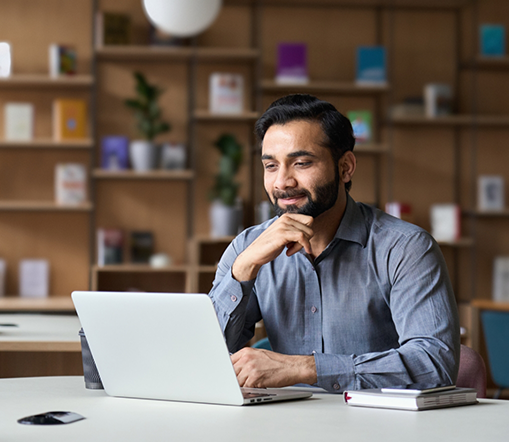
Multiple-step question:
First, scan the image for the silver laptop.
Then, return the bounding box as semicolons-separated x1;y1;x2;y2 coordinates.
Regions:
72;291;312;406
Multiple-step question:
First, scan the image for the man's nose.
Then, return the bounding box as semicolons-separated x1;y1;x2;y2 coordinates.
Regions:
274;166;297;189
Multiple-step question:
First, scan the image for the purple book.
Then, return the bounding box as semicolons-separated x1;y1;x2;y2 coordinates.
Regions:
276;42;308;84
101;135;129;170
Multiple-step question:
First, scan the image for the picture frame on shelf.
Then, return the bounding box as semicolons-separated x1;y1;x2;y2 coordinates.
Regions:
478;175;505;212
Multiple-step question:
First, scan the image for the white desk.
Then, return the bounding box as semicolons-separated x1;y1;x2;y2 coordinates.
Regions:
1;376;508;441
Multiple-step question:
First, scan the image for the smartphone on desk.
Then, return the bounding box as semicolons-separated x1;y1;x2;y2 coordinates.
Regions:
381;383;456;395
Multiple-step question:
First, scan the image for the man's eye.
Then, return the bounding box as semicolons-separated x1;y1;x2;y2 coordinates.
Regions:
295;161;311;167
264;163;276;170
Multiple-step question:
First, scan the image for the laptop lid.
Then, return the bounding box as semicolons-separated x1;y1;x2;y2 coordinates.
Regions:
71;291;312;406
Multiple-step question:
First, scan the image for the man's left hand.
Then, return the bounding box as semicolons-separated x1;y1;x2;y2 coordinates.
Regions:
231;347;317;388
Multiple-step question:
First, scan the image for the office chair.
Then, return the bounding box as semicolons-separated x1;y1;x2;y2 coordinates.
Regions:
481;310;509;399
251;337;272;351
456;344;487;398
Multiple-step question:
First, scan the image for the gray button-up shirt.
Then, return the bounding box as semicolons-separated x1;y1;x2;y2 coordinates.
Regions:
209;195;460;392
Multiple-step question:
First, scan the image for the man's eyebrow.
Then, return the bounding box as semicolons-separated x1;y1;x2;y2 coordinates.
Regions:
261;154;274;160
287;150;317;158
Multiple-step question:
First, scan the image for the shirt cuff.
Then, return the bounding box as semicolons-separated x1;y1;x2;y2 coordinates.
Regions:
212;267;256;317
314;353;356;393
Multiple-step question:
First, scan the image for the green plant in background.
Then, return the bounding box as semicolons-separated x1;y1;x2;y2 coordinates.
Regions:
124;71;171;141
210;134;243;206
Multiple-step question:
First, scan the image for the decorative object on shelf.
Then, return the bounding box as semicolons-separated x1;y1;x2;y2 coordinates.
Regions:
347;110;372;144
97;228;124;266
4;102;34;141
52;99;87;141
275;42;308;85
424;83;452;118
209;73;244;114
390;97;425;118
0;42;11;77
492;256;509;302
19;259;49;298
479;24;505;57
385;202;413;224
430;203;461;242
95;11;132;47
142;0;222;38
356;46;387;86
0;259;5;297
160;142;186;170
55;163;87;206
130;231;154;264
478;175;505;212
48;44;76;77
101;136;130;170
209;134;243;237
125;72;171;172
149;252;172;268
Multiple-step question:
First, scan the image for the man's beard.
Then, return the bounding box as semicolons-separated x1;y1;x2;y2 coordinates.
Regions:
269;172;340;219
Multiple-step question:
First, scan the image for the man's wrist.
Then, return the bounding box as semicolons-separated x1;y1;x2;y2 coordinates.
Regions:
232;253;261;282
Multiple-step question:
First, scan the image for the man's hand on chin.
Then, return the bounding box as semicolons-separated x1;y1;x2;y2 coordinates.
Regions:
230;347;317;388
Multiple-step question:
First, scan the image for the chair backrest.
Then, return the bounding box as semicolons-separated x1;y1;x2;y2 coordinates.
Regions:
481;310;509;390
456;344;487;398
251;337;272;350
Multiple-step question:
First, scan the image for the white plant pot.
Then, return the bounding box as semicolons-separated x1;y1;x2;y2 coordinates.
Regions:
210;200;240;238
129;140;158;172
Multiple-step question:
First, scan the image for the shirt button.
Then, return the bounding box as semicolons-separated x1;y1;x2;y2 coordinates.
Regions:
333;383;340;390
230;295;237;302
312;350;316;354
311;306;317;313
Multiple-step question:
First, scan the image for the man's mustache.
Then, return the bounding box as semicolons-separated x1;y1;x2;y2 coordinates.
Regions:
273;189;310;200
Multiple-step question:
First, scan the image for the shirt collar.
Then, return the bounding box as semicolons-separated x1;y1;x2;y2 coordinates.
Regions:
333;193;368;247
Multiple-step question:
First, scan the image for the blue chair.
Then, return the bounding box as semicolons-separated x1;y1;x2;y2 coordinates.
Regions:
252;337;272;351
481;310;509;399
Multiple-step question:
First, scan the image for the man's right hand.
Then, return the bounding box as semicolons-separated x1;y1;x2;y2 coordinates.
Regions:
231;213;314;282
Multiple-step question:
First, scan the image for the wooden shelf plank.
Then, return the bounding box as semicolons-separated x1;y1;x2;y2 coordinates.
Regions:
470;209;509;217
390;114;509;127
92;264;190;273
0;201;93;212
262;79;389;94
227;0;469;9
0;139;93;149
437;238;474;247
93;169;194;180
0;297;76;312
194;47;259;61
197;265;218;273
0;74;93;87
463;56;509;70
471;299;509;312
354;143;389;154
192;235;235;243
194;110;259;121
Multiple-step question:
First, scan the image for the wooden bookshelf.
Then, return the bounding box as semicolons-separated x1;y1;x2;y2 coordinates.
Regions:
390;114;509;127
0;74;94;87
0;297;76;313
0;139;93;149
261;80;389;95
194;110;259;122
0;201;93;212
92;169;195;180
354;143;389;154
437;238;474;248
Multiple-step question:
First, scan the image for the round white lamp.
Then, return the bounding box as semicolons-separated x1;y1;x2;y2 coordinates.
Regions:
142;0;222;38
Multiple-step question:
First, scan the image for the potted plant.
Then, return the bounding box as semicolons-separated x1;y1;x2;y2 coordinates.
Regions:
209;134;243;237
125;71;171;171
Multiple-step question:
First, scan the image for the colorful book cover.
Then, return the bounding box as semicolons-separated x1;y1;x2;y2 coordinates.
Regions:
276;42;308;84
480;24;505;57
55;163;87;206
101;135;129;170
49;44;77;77
347;110;372;143
356;46;387;86
4;103;34;141
53;99;87;140
97;228;124;266
209;73;244;114
130;231;154;264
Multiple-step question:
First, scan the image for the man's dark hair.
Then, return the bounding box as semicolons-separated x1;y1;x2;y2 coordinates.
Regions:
254;94;355;191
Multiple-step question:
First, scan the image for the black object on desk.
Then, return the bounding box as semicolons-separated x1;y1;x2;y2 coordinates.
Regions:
18;411;85;425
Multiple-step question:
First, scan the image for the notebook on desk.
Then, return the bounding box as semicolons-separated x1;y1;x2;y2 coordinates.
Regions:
71;291;312;406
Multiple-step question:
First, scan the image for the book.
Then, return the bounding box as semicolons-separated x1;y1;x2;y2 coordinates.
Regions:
209;73;244;114
430;203;461;242
97;228;124;266
19;259;49;298
0;259;5;297
130;231;154;264
492;256;509;302
275;43;308;85
347;110;372;144
385;202;413;224
424;83;452;118
53;99;87;141
0;41;11;77
478;175;505;211
55;163;87;206
160;142;186;170
343;387;477;411
4;103;34;141
480;24;505;57
356;46;387;86
49;44;77;77
95;11;131;47
101;135;130;170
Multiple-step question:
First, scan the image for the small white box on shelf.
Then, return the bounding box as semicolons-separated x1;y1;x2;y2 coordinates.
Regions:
4;103;34;141
424;83;452;118
19;259;49;298
209;73;244;114
478;175;505;211
430;203;461;242
493;256;509;302
0;42;11;77
55;163;87;206
0;259;6;297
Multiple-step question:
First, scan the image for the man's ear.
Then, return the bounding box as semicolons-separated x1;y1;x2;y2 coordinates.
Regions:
339;151;356;184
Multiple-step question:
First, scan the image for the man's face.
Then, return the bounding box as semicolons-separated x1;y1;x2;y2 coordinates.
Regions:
261;120;340;218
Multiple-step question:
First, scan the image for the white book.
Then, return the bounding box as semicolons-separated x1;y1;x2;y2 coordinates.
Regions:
209;73;244;114
0;42;11;77
430;203;460;242
493;256;509;302
4;103;34;141
19;259;49;298
478;175;505;211
55;163;87;206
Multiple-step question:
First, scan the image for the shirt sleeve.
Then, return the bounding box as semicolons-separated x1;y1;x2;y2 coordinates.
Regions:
314;232;460;393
